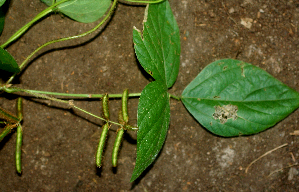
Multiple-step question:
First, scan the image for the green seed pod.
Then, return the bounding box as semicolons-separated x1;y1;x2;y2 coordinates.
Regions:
0;124;12;142
112;128;124;167
122;89;129;124
102;94;110;120
96;123;109;168
0;106;19;124
15;124;23;174
16;97;23;174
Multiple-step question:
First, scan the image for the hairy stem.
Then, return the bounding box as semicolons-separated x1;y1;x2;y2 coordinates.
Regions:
3;87;141;99
2;86;138;130
6;0;118;85
0;0;70;49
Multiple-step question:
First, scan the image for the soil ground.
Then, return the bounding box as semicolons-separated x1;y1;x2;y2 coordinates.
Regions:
1;0;299;191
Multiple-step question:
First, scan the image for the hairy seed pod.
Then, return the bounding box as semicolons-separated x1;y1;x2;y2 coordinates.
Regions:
0;124;12;142
122;89;129;124
15;124;22;174
102;94;110;120
16;98;23;174
112;128;124;167
0;106;19;124
96;123;109;168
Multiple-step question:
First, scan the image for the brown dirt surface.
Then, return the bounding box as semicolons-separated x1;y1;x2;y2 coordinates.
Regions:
1;0;299;191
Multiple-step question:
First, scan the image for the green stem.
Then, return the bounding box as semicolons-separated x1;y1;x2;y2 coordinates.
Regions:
0;0;70;49
6;0;118;85
169;93;181;101
4;87;141;99
123;0;165;4
2;87;138;130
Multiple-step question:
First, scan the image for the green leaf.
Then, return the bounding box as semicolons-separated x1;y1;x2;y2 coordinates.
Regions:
0;0;6;7
131;81;170;182
41;0;111;23
0;47;20;73
182;59;299;137
133;0;180;88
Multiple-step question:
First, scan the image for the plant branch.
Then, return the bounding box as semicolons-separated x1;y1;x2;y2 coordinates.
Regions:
3;87;141;99
2;86;138;130
0;0;70;49
6;0;118;85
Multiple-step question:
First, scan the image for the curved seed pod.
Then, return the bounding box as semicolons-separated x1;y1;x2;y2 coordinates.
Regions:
16;97;23;174
102;94;110;120
112;128;124;167
122;89;129;124
96;123;109;168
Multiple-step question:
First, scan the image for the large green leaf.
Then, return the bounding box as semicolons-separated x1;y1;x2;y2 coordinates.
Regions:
131;81;170;182
0;0;6;7
182;59;299;137
41;0;111;23
0;47;20;73
133;0;180;88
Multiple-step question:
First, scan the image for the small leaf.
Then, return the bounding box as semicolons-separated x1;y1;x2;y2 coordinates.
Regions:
0;0;6;7
133;0;180;88
41;0;111;23
182;59;299;137
131;81;170;182
0;47;20;73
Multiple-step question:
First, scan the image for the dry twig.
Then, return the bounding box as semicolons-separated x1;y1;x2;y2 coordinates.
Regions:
245;143;288;173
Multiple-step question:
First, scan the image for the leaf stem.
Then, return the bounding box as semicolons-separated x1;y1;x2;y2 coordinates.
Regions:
6;0;118;85
169;93;181;101
123;0;165;4
0;0;70;49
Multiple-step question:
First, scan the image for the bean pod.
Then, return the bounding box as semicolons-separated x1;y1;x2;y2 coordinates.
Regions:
96;123;109;168
16;97;23;174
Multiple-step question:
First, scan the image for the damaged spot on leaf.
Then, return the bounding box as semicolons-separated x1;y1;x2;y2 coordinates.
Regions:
213;104;238;124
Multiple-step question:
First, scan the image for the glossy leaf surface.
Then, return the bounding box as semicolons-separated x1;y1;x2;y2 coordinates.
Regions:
182;59;299;137
131;81;170;182
133;0;180;88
